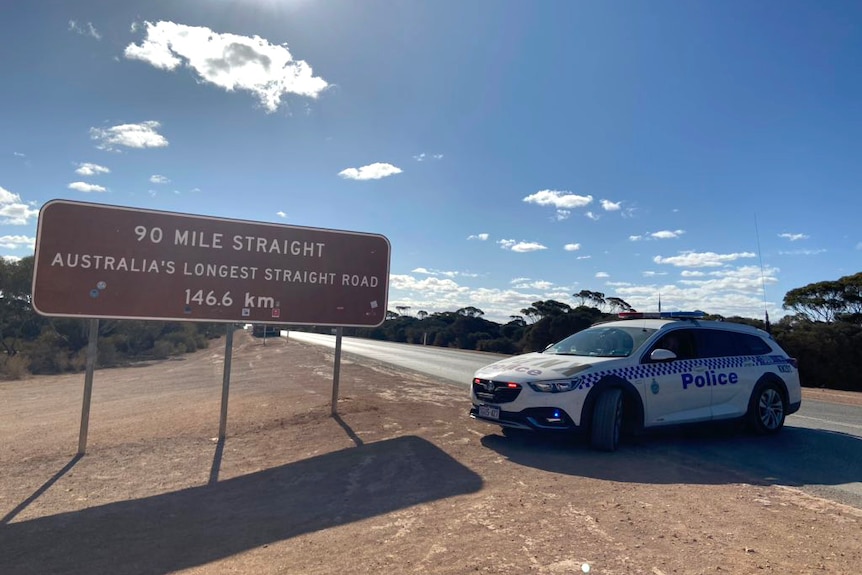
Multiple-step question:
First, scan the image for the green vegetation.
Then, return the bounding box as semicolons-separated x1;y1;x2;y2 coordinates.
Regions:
2;255;860;391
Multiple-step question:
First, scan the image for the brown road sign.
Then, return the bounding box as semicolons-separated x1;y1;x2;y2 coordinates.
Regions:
32;200;391;327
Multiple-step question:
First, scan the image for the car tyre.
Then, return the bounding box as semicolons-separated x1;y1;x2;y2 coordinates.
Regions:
748;382;786;435
591;388;623;451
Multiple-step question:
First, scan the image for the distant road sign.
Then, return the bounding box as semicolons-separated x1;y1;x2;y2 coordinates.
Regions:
32;200;390;327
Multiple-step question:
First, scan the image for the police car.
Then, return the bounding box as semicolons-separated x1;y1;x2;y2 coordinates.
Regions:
469;311;802;451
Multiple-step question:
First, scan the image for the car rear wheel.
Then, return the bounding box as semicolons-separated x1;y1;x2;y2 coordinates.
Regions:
591;388;623;451
748;382;786;434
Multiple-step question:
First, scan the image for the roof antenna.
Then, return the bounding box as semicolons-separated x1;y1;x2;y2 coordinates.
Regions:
658;292;662;314
754;214;771;332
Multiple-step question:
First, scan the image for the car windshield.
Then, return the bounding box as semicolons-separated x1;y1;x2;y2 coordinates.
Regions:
545;325;657;358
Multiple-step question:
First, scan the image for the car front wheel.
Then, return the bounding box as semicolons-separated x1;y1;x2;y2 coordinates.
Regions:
591;388;623;451
748;383;786;434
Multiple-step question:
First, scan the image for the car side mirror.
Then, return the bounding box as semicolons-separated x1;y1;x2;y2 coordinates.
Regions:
650;348;678;361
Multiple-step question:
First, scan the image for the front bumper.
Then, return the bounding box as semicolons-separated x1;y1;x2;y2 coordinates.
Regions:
469;404;580;432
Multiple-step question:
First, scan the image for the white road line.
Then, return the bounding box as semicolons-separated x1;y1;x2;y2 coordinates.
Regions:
790;414;862;432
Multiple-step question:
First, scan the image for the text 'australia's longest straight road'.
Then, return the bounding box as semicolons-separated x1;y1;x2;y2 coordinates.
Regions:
32;200;391;327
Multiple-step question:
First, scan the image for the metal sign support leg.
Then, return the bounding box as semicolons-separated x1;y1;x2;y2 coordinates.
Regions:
218;325;234;441
330;327;343;416
77;318;99;455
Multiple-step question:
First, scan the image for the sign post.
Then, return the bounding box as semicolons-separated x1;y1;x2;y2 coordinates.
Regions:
331;327;343;416
77;318;99;455
218;325;234;441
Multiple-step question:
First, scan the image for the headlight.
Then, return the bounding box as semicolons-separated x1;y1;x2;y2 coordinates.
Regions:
528;378;579;393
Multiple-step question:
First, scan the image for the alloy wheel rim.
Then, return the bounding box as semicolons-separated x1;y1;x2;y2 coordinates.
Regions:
758;388;783;430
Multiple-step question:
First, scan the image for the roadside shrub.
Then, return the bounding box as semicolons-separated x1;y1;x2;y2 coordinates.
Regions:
476;338;517;354
0;354;31;380
69;349;88;371
774;321;862;391
193;333;209;349
151;340;173;360
28;347;73;374
96;340;122;368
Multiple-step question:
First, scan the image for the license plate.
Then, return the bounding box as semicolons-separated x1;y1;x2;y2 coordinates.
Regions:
478;405;500;420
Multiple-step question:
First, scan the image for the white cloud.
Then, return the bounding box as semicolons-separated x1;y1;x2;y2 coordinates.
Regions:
75;162;110;176
642;271;667;277
523;190;593;209
595;271;610;278
584;211;600;221
613;264;782;319
90;121;168;151
681;270;706;277
125;21;329;113
389;274;469;296
68;182;107;193
563;243;581;251
651;229;685;240
276;211;286;218
467;233;489;241
413;152;444;162
149;174;170;184
678;265;778;291
511;278;554;290
69;20;101;40
412;267;476;278
498;239;548;253
778;249;827;256
388;272;578;324
0;186;39;225
555;209;571;221
632;230;685;241
600;199;621;211
338;162;402;180
654;251;757;268
0;235;35;250
778;232;809;242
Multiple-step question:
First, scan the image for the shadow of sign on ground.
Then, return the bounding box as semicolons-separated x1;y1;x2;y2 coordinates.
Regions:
481;424;862;504
0;436;482;575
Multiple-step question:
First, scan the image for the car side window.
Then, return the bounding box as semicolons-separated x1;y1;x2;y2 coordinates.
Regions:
650;329;697;360
694;329;739;358
694;329;772;357
737;333;772;355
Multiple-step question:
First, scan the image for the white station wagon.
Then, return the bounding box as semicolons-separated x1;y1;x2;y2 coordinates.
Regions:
469;312;802;451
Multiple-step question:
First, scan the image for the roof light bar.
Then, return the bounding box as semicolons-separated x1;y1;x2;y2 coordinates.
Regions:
618;310;706;319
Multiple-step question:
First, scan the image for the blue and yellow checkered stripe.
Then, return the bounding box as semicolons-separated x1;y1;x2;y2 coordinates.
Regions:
574;354;793;390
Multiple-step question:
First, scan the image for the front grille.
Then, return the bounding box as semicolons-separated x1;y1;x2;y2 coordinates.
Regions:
472;379;522;404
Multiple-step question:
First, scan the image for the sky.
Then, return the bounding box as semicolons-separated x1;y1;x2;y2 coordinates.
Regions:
1;0;860;324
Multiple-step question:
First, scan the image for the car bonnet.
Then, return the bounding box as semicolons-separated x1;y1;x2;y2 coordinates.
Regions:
474;352;619;381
